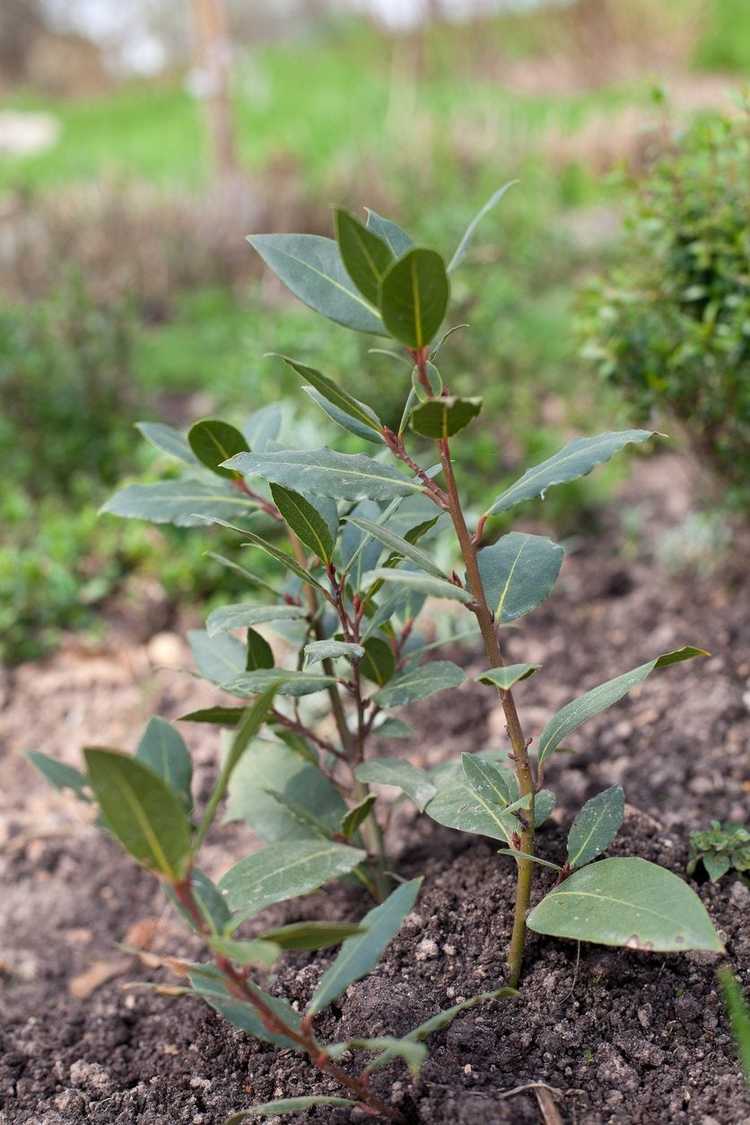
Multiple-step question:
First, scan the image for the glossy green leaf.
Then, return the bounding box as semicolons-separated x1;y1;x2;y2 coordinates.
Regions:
135;717;193;812
365;208;413;256
537;647;708;765
189;629;245;686
167;868;231;935
486;430;657;516
197;518;328;594
206;603;306;637
327;1036;427;1078
380;247;450;348
308;878;422;1014
270;484;335;563
27;751;91;801
477;663;540;690
345;514;448;579
245;628;274;672
477;532;564;624
101;479;257;527
461;755;532;838
220;840;366;925
136;421;198;465
225;448;421;502
179;706;245;727
208;937;281;968
258;921;365;951
447;181;517;272
567;786;624;870
334;208;394;306
304;639;364;666
84;749;192;881
226;668;337;698
280;354;383;436
226;1099;355;1122
374;660;465;708
718;967;750;1082
188;419;249;479
355;758;436;811
426;763;520;844
247;233;384;334
190;969;301;1050
527;857;723;952
302;385;384;444
362;568;472;604
359;635;397;686
340;794;377;838
411;395;482;438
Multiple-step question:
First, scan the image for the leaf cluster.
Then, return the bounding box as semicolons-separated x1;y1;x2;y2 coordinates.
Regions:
688;820;750;882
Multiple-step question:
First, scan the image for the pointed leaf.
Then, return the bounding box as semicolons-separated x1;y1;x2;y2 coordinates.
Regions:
226;669;337;698
263;788;334;840
226;1099;356;1122
334;208;394;306
225;448;421;502
327;1037;427;1078
396;987;518;1045
374;660;465;708
426;763;520;844
245;628;274;671
206;603;306;637
718;967;750;1082
167;869;231;935
345;514;448;579
280;354;382;436
136;421;198;465
304;639;364;666
411;395;482;439
340;794;377;839
135;717;193;812
537;647;709;765
534;788;557;828
486;430;657;516
477;663;540;690
362;568;472;604
380;247;450;348
208;937;280;968
360;635;397;686
189;629;245;686
27;751;91;802
179;706;246;727
197;518;328;594
355;758;436;811
270;484;335;563
527;857;723;952
243;403;283;451
308;878;422;1014
258;921;365;951
84;749;192;881
188;419;249;479
365;208;413;256
461;755;532;840
247;233;384;334
220;841;366;925
447;181;517;272
477;532;564;624
101;479;257;527
302;385;384;444
498;848;562;871
190;969;302;1050
567;786;624;870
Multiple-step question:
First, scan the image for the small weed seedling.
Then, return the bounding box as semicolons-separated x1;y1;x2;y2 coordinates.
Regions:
31;194;721;1117
688;821;750;883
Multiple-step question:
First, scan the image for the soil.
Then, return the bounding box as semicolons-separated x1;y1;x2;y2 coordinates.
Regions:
2;455;750;1125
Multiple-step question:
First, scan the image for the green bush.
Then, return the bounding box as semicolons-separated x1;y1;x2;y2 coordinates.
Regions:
579;112;750;510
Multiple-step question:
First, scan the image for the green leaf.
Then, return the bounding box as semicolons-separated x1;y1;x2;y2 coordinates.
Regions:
359;635;397;686
304;639;364;666
206;603;305;637
394;987;518;1046
426;762;520;844
497;848;562;871
703;852;732;881
411;395;482;439
270;484;335;563
365;208;413;256
190;969;302;1050
537;646;708;765
534;788;557;828
208;937;280;968
247;233;384;334
258;921;365;951
461;755;532;839
225;448;421;502
226;669;337;698
101;479;257;527
189;629;245;686
340;794;377;838
380;247;450;348
527;857;723;953
345;514;448;579
220;841;366;925
188;419;249;479
179;706;246;727
84;749;192;881
280;354;383;437
567;786;624;870
477;532;564;624
226;1099;356;1122
334;208;394;306
135;718;193;812
355;758;436;811
718;967;750;1082
327;1036;427;1078
243;403;283;451
167;869;230;935
374;660;465;708
447;181;517;272
362;568;472;604
308;878;422;1014
302;385;384;444
136;421;198;465
486;430;657;516
477;663;540;690
197;518;328;594
245;628;274;671
373;717;414;739
263;788;335;841
27;751;91;801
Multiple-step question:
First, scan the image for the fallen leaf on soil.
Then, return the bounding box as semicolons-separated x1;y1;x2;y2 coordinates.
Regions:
70;957;131;999
123;917;161;950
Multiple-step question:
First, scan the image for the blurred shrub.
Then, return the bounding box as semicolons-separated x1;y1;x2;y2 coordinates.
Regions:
693;0;750;73
579;112;750;511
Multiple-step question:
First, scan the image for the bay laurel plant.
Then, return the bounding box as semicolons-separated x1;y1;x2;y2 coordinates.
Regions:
30;193;722;1118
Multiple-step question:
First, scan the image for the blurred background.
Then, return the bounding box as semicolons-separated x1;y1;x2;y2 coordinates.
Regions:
1;0;749;667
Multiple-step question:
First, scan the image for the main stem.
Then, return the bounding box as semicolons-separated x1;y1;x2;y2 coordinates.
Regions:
437;438;536;989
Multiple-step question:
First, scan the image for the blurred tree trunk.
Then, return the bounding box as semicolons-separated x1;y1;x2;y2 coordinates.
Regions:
192;0;238;182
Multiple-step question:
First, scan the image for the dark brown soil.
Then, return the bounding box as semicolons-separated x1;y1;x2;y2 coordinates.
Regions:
2;457;750;1124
